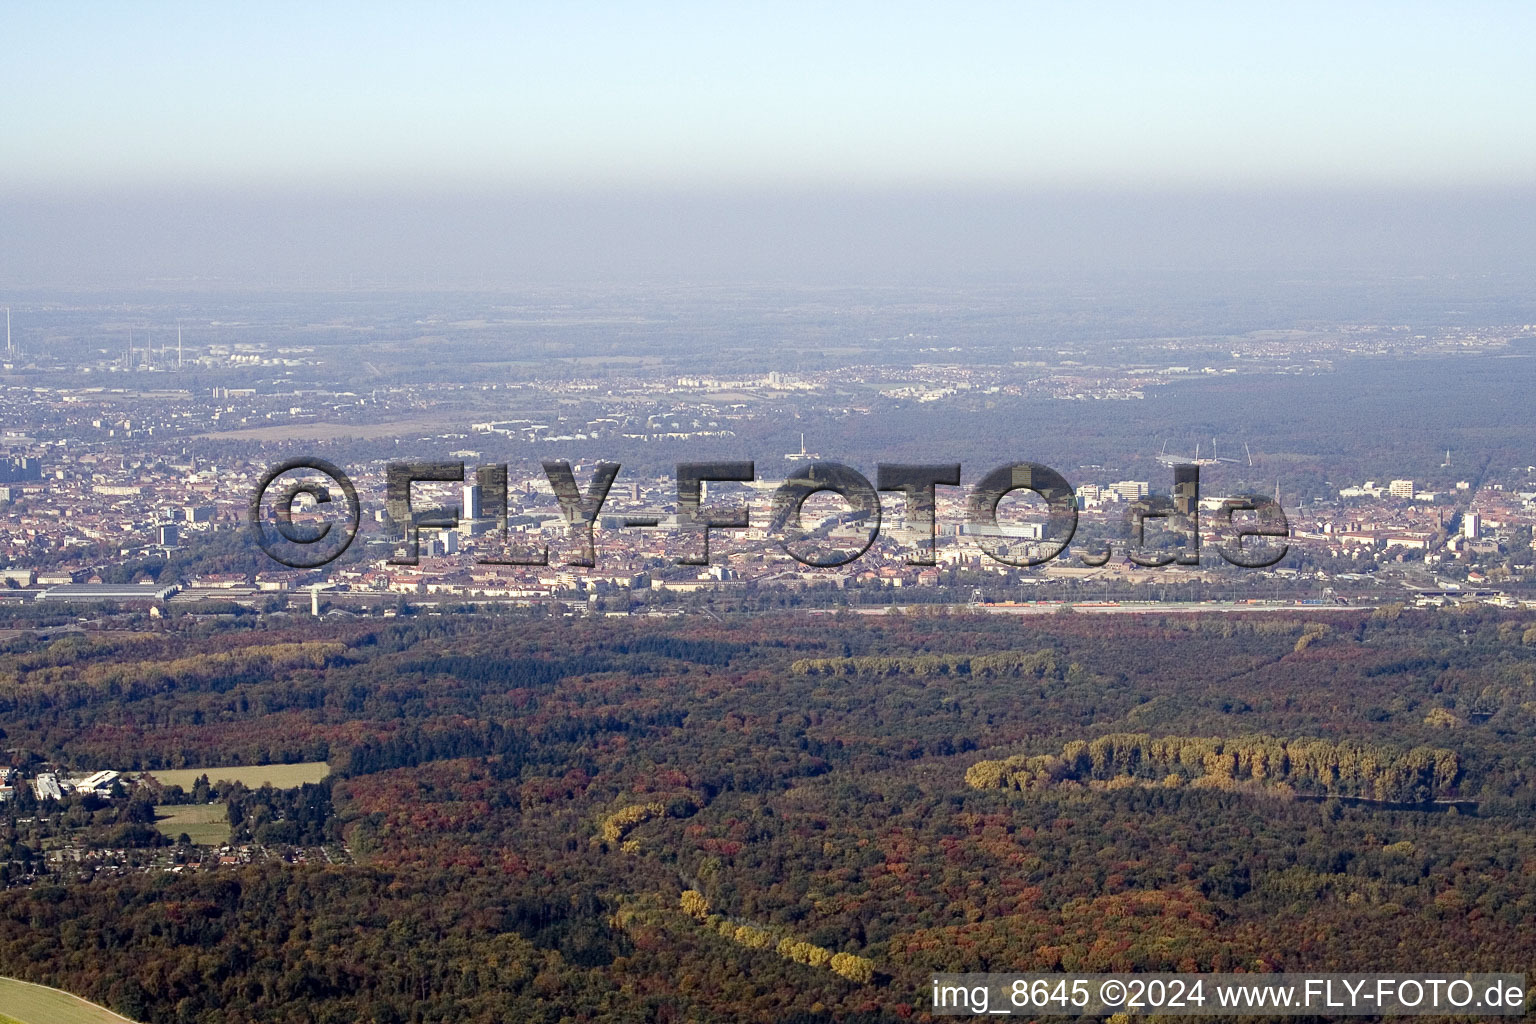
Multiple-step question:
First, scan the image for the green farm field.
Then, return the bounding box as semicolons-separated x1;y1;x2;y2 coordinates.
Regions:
151;803;230;846
0;977;139;1024
144;762;330;790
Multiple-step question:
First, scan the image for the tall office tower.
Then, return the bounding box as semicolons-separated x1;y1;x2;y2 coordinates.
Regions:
463;481;482;520
1172;464;1200;517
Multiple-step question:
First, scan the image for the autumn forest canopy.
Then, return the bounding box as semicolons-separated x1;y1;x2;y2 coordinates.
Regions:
4;604;1536;1022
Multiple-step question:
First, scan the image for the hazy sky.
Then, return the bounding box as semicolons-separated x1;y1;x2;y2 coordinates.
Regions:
2;4;1533;290
4;2;1533;190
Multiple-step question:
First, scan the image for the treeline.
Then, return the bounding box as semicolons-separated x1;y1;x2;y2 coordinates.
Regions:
340;709;686;778
610;636;747;664
227;780;337;846
0;641;348;713
966;732;1462;803
677;889;876;983
402;653;617;688
791;648;1060;678
600;802;667;845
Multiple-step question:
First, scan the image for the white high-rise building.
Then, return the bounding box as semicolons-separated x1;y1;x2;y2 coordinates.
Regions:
1388;479;1415;499
1462;513;1481;539
463;481;482;520
1108;480;1148;501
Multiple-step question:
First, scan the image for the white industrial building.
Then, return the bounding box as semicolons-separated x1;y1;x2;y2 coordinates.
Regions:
33;773;63;801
